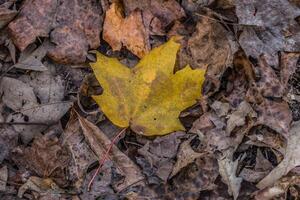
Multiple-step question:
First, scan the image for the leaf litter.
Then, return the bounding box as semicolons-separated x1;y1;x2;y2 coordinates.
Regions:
0;0;300;199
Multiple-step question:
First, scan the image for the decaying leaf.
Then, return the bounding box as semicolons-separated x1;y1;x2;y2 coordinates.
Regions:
17;176;65;198
256;99;292;137
8;0;102;64
255;175;300;200
0;166;8;192
0;7;17;29
226;101;256;134
218;155;243;200
77;113;144;192
178;17;236;92
170;137;206;177
103;3;149;58
62;111;97;187
236;0;300;68
12;134;70;187
167;155;219;199
257;121;300;189
91;38;206;136
138;131;184;182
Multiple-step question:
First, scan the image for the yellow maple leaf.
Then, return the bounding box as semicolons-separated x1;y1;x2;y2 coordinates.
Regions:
90;38;205;136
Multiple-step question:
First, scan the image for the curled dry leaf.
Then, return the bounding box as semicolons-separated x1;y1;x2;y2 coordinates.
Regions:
103;3;149;58
239;149;273;183
91;38;205;136
77;113;144;192
257;121;300;189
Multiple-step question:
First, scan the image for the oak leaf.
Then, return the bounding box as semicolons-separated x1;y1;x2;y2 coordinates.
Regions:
90;38;205;136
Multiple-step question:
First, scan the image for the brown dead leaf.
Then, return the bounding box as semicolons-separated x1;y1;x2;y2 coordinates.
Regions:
62;111;97;188
8;0;57;51
168;155;219;199
257;121;300;189
170;137;206;177
0;166;8;192
137;131;184;182
280;52;300;91
255;175;300;200
0;7;17;29
254;56;285;98
8;0;102;64
189;112;215;134
103;3;149;58
17;176;65;198
77;112;144;192
123;0;185;29
178;18;236;92
226;101;256;134
239;149;273;183
12;135;70;187
255;99;292;137
236;0;300;68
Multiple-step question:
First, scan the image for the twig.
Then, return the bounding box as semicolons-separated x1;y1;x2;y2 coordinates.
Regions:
88;128;127;191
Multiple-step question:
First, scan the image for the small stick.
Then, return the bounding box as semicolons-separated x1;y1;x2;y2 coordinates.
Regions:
88;128;127;191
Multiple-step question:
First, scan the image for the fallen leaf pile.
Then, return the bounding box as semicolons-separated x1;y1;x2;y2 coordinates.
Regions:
0;0;300;199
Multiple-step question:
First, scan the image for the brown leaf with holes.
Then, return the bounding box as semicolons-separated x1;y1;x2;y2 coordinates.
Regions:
103;3;150;58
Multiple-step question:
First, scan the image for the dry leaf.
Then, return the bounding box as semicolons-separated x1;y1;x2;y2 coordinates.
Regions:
17;176;65;198
170;137;205;177
218;155;242;200
12;135;70;187
0;166;8;192
256;99;292;137
103;3;149;58
77;113;144;192
138;131;184;182
91;38;205;136
255;175;300;200
178;18;236;92
62;111;97;187
8;0;102;64
257;121;300;189
226;101;256;134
